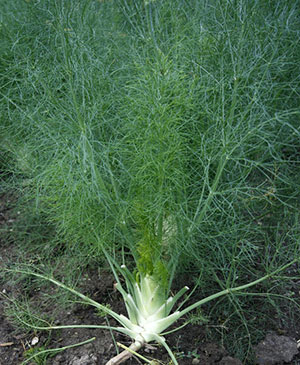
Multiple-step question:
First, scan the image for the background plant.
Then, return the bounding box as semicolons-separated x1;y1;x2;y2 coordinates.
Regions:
1;0;300;362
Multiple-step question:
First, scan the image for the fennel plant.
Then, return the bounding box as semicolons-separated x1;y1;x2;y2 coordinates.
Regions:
8;258;298;365
1;0;300;363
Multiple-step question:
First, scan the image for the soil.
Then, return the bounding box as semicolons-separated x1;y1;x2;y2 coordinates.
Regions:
1;193;300;365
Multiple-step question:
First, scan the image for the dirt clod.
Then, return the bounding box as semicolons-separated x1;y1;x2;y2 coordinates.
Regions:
219;356;243;365
255;333;299;365
203;342;227;362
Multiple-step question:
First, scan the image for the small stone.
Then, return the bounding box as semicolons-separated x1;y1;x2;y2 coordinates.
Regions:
31;336;39;346
192;358;200;365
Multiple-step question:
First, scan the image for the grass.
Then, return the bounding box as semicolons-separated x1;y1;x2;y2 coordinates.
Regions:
1;0;300;363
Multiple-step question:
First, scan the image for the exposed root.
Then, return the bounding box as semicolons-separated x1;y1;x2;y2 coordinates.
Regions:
106;340;145;365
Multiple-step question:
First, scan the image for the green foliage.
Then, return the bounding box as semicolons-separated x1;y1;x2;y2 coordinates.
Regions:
24;346;51;365
1;0;300;362
96;304;112;318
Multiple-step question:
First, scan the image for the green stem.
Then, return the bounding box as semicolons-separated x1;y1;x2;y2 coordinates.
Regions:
192;152;227;231
152;334;178;365
5;269;129;328
22;337;96;365
178;258;298;318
